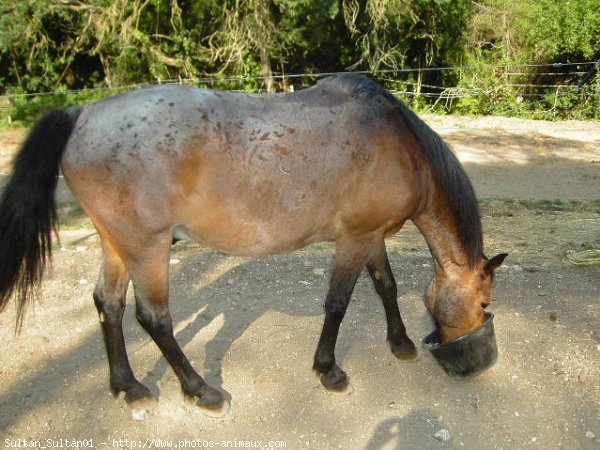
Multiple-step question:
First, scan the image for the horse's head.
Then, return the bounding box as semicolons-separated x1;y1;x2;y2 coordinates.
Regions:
424;253;507;343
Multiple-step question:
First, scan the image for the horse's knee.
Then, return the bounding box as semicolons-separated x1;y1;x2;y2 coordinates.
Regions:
135;306;161;334
368;260;397;299
376;281;397;301
324;293;351;319
135;298;172;338
93;289;125;322
369;268;396;297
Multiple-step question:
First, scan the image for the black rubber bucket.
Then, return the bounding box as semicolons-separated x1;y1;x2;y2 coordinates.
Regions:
423;312;498;379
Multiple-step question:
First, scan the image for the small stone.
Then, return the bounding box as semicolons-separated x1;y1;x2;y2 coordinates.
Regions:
578;367;590;383
312;268;326;276
549;312;558;322
585;431;595;439
75;245;88;252
227;278;235;285
511;265;523;272
524;265;550;273
434;429;451;442
131;409;148;421
79;279;89;285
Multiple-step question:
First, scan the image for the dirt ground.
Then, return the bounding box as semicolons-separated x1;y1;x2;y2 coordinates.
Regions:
0;115;599;450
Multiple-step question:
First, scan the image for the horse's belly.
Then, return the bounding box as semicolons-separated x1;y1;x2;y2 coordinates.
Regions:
173;217;334;257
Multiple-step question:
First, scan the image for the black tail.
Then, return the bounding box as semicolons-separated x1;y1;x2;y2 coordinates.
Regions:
0;107;81;330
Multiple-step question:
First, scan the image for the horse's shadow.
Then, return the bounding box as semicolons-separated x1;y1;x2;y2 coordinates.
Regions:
0;243;430;434
136;245;339;398
364;410;456;450
133;244;432;402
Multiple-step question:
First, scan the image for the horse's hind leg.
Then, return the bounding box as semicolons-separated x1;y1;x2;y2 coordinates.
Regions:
94;240;154;408
128;238;228;416
366;240;417;361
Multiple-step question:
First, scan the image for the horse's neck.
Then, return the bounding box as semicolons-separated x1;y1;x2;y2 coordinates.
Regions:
412;198;470;270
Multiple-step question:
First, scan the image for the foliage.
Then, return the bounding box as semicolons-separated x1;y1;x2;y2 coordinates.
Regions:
0;0;599;124
447;0;600;119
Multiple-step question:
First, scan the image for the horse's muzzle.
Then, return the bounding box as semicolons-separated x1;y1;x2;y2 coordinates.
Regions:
423;312;498;378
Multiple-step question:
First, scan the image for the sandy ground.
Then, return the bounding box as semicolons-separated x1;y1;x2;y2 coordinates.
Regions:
0;115;599;450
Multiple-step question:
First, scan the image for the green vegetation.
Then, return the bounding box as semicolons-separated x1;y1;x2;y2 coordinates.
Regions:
1;0;599;125
480;199;600;215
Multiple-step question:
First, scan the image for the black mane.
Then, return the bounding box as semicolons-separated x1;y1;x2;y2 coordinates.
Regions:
327;73;484;266
323;72;392;98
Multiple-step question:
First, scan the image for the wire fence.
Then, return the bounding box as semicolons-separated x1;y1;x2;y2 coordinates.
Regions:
1;61;599;123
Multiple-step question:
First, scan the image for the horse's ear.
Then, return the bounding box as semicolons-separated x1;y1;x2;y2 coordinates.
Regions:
485;253;508;274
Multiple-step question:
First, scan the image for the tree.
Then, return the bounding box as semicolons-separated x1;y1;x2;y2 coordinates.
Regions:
0;0;204;92
342;0;474;94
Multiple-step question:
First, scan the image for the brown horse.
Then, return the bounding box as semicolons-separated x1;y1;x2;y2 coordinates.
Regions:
0;74;506;415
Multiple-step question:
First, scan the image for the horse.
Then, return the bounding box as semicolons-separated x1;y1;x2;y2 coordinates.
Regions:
0;73;506;416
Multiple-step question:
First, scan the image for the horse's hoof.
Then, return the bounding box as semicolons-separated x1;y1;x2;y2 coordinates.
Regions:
391;339;420;362
320;369;353;395
199;398;231;418
185;394;231;418
323;379;354;395
115;382;157;409
185;384;231;418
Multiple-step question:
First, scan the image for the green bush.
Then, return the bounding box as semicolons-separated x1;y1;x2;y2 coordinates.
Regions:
1;88;131;128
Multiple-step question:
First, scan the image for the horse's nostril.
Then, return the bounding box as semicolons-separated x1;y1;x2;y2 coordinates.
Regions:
481;302;490;309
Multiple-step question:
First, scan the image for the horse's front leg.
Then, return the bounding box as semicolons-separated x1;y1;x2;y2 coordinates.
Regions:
366;239;418;361
313;238;371;393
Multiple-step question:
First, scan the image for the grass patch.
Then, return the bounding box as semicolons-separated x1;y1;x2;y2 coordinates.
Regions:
480;199;600;214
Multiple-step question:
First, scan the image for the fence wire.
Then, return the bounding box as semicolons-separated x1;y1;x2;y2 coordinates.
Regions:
1;61;598;120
